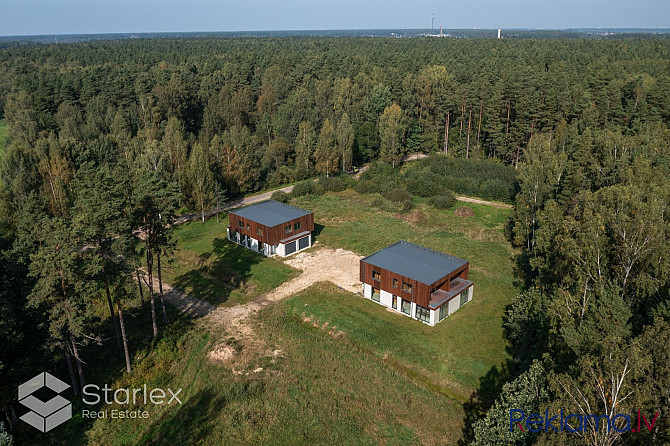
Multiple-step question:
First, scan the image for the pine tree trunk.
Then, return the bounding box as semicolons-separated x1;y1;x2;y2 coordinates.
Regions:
146;237;158;337
117;301;132;373
444;112;449;155
466;109;472;159
102;267;122;355
136;269;147;315
64;351;79;396
477;102;483;149
70;337;85;392
156;250;168;325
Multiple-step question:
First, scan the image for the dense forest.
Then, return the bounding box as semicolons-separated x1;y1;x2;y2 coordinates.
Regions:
0;36;669;444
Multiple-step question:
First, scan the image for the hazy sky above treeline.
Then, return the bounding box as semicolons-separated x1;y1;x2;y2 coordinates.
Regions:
1;0;668;36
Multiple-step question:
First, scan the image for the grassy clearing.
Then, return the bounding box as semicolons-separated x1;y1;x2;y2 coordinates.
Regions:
291;190;517;394
80;283;465;445
162;216;298;306
46;189;516;445
0;119;7;159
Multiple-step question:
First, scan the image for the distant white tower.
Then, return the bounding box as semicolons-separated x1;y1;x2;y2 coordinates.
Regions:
497;28;501;39
440;25;443;37
432;12;435;31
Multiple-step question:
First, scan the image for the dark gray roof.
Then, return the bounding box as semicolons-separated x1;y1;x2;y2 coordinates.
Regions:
361;241;468;285
230;200;312;227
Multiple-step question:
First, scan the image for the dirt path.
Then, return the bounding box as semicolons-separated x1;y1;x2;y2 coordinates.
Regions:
206;247;361;330
155;246;362;360
455;196;513;209
158;280;218;317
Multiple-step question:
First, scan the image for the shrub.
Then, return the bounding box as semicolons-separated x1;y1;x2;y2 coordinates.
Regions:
401;199;415;212
318;175;352;192
383;188;412;203
430;192;456;209
291;180;320;198
271;191;290;203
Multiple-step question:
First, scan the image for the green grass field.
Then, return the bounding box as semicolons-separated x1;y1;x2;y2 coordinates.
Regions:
0;119;7;159
161;216;298;306
49;189;516;445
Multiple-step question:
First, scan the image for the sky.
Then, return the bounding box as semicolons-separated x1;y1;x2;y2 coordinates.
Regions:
1;0;669;36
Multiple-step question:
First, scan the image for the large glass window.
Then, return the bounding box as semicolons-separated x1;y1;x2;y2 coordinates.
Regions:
392;278;398;288
372;288;381;302
294;221;301;231
285;224;292;235
416;305;430;323
238;220;244;228
460;289;469;307
257;227;264;236
258;242;264;253
372;270;381;281
401;299;411;315
402;282;412;293
439;305;448;321
246;223;250;230
392;295;397;309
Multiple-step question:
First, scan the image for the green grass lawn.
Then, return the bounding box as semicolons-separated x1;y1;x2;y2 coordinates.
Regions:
0;119;7;159
81;284;466;445
65;189;516;445
290;190;517;394
162;216;297;306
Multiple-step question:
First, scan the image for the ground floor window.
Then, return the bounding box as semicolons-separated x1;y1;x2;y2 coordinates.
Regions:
259;241;264;254
392;295;397;309
439;304;448;321
460;289;469;307
415;305;430;322
401;299;411;315
372;287;381;302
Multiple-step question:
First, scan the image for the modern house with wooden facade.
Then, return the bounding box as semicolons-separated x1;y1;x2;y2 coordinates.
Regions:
360;241;473;326
227;200;314;257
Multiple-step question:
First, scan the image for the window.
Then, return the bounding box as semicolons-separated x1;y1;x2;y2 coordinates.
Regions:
285;224;292;235
257;227;264;236
246;223;250;230
401;299;411;315
402;281;412;293
439;305;448;321
258;242;264;253
294;221;301;231
415;305;430;323
460;289;469;307
392;295;397;309
238;220;244;229
372;270;381;281
372;287;381;302
392;278;398;288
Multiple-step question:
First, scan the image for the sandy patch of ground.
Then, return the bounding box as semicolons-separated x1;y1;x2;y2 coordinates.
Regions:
455;196;513;209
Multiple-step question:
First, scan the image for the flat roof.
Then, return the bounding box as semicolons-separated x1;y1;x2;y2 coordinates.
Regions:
361;241;468;285
230;200;312;227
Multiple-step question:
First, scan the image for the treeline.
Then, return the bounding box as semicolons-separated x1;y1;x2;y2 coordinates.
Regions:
471;129;670;442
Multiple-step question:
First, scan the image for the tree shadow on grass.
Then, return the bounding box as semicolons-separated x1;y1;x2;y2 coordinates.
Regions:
458;363;511;445
171;237;266;306
314;223;325;238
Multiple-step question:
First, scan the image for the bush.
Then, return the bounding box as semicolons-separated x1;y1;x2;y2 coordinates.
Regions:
291;180;321;198
271;190;290;203
318;175;352;192
430;192;456;209
401;198;415;212
383;188;412;203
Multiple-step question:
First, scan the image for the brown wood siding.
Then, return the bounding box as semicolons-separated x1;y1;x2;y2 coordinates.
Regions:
360;260;470;308
228;211;314;246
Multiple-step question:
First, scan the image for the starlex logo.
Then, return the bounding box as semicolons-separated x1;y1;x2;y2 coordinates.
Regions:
18;372;72;433
510;409;660;434
18;370;184;433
